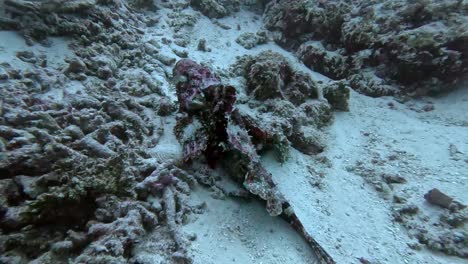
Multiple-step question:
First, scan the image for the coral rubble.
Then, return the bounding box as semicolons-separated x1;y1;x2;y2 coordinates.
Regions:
190;0;240;18
235;31;268;49
263;0;468;96
0;1;193;263
233;51;349;157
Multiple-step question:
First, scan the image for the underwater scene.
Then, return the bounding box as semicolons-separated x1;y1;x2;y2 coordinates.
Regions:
0;0;467;263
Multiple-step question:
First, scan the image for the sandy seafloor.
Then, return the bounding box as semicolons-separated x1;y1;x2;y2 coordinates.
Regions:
1;3;467;264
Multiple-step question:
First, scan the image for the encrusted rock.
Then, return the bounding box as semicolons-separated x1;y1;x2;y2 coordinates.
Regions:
424;188;454;209
297;42;350;80
263;0;349;45
0;1;190;263
66;58;87;74
0;66;9;80
96;66;112;80
349;72;399;97
239;51;319;105
127;0;157;10
235;31;268;49
197;38;211;52
289;127;326;155
263;0;468;96
190;0;240;18
322;81;350;111
13;175;44;199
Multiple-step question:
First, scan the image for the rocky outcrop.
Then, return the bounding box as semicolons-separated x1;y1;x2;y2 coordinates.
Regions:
190;0;240;18
263;0;468;96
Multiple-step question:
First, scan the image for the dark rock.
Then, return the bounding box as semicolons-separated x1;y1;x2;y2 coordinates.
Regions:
127;0;157;10
424;188;453;209
393;204;419;222
0;67;9;80
441;211;468;228
13;175;44;199
408;242;422;251
239;51;319;105
383;173;407;184
322;81;350;111
191;0;240;19
264;0;468;96
0;179;22;206
156;54;176;66
197;38;211;52
172;251;191;264
51;240;74;254
399;204;419;215
235;31;268;49
358;257;371;264
157;98;176;116
289;128;325;155
173;49;188;58
66;58;87;74
393;194;408;204
422;104;434;112
96;66;112;80
1;206;29;230
16;51;36;63
297;42;350;80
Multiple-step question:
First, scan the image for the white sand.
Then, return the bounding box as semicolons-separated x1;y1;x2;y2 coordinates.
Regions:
183;186;320;264
265;88;468;264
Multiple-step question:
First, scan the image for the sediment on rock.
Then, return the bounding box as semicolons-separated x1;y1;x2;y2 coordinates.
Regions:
190;0;240;18
224;51;349;176
263;0;468;96
0;1;196;263
235;31;269;49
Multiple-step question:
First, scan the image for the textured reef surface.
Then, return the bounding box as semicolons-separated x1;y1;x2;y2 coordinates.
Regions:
264;0;468;96
0;0;467;264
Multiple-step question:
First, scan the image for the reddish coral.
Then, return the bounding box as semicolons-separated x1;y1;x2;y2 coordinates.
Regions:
173;59;224;113
173;59;237;166
173;59;285;216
